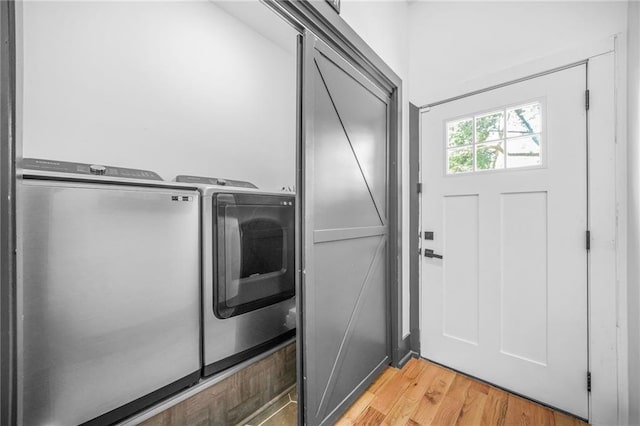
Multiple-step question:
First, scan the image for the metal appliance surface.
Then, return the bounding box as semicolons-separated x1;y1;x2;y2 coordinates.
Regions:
185;175;296;376
17;159;201;426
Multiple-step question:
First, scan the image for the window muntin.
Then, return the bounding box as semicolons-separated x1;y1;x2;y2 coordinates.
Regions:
446;102;542;174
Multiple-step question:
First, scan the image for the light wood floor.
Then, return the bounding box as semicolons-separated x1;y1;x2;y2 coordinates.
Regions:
336;357;589;426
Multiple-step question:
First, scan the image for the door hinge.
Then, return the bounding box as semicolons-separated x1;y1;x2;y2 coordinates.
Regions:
586;230;591;251
418;248;422;256
587;371;592;392
417;182;422;194
585;90;590;111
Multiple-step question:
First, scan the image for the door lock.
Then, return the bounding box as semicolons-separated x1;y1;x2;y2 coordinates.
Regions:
424;249;443;259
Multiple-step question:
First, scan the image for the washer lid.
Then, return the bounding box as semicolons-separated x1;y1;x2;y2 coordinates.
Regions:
21;158;163;181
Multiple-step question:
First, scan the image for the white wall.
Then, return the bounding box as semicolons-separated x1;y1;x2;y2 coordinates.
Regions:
20;1;297;191
339;0;413;338
409;1;628;104
340;0;409;82
627;1;640;425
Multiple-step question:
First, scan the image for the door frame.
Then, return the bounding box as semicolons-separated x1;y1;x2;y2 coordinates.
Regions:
0;1;17;425
417;35;627;426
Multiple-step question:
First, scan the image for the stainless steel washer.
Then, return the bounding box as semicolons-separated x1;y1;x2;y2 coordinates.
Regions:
18;159;201;426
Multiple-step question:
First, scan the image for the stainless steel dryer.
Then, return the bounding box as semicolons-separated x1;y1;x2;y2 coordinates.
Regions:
175;175;296;376
18;159;201;426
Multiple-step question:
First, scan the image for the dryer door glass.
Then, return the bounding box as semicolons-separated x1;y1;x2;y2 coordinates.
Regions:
214;193;295;319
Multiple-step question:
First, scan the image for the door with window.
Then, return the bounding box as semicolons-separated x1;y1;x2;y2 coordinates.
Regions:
420;64;588;418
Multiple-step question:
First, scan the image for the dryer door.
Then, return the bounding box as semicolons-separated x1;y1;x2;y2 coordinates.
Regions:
214;193;295;319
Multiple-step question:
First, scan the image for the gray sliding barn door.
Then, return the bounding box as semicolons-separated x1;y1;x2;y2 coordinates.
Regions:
299;34;391;425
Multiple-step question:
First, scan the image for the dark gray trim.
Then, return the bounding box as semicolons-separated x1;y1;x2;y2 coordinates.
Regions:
409;103;420;353
266;0;401;93
420;60;587;109
0;1;16;424
389;77;406;368
325;0;340;14
385;103;420;367
313;43;390;103
397;350;417;369
295;32;305;426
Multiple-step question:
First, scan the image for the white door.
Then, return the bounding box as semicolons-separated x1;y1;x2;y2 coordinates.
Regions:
420;64;588;418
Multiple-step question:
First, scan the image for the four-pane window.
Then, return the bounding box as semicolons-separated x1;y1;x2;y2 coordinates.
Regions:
446;102;543;175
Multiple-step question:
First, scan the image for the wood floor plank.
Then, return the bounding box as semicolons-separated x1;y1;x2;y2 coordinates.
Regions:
334;416;353;426
429;395;464;426
479;388;509;426
382;395;415;426
423;373;473;426
504;394;534;426
337;390;376;425
443;375;472;402
370;363;421;415
504;394;555;426
455;381;489;426
381;362;433;425
368;367;400;394
408;365;456;424
535;406;556;426
401;358;426;381
402;363;444;404
554;411;586;426
354;406;386;425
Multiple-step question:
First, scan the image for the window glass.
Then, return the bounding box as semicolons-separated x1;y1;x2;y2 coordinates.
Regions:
447;118;473;147
446;101;542;174
506;136;541;168
475;111;504;143
447;147;473;173
476;142;505;171
507;103;542;137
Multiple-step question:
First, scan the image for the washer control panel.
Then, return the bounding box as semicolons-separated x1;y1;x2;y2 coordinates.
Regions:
174;175;257;189
22;158;163;181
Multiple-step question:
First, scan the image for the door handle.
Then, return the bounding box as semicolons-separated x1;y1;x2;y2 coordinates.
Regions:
424;249;443;259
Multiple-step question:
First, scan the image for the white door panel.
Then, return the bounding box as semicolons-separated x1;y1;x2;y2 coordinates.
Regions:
420;65;588;418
